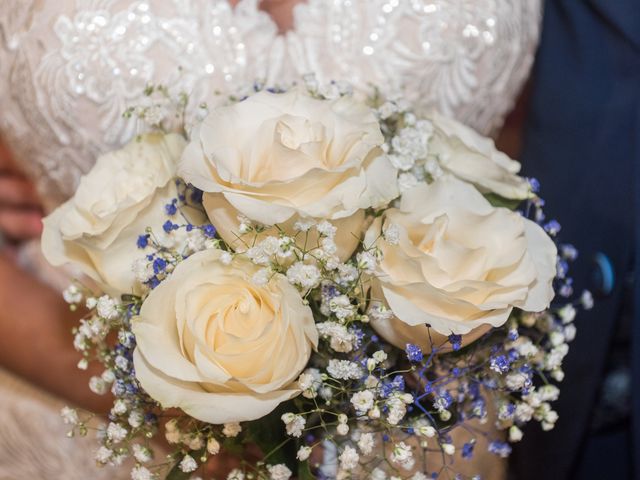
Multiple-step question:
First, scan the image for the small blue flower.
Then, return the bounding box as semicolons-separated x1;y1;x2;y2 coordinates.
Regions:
202;224;217;238
508;328;519;341
405;343;424;362
462;442;475;459
136;234;149;249
489;355;510;374
488;441;512;458
544;219;561;235
165;201;178;216
528;177;541;193
153;257;167;274
448;334;462;351
382;434;390;442
163;220;177;233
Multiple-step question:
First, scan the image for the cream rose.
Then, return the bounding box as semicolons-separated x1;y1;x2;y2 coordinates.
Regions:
428;112;532;200
179;88;398;258
132;248;318;424
42;133;188;295
365;175;556;350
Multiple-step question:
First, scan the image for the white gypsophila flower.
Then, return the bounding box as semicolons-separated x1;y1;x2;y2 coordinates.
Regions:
511;337;539;357
509;426;524;442
551;368;565;382
95;446;113;464
85;297;98;309
96;295;119;320
259;236;281;256
372;350;388;364
132;257;155;283
297;446;312;461
377;101;398;119
327;359;363;380
336;422;349;436
112;399;128;416
539;385;560;402
207;437;221;455
317;322;356;353
317;220;337;238
329;295;355;320
132;444;153;463
424;157;444;179
581;290;594;309
387;153;415;172
219;251;233;265
106;422;128;443
335;264;358;285
368;406;381;419
564;323;577;342
185;435;204;450
298;368;322;398
515;402;535;423
131;465;154;480
505;372;529;391
356;251;377;274
128;410;144;428
252;268;271;286
442;444;456;455
320;237;337;255
281;413;306;438
371;468;387;480
351;390;375;415
179;455;197;473
398;172;419;192
61;406;79;425
286;262;321;290
415;423;437;438
392;127;429;159
357;432;375;455
227;469;245;480
102;369;115;384
165;429;181;444
550;331;566;347
115;355;129;372
339;446;359;470
382;223;400;245
544;344;569;370
268;464;292;480
246;245;271;266
223;422;242;438
411;474;429;480
294;218;316;232
89;376;107;395
63;284;83;304
391;442;413;467
558;304;576;324
368;302;394;322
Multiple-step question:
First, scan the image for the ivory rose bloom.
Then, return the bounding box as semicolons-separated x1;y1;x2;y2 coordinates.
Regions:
428;112;532;200
365;176;556;350
42;133;189;295
179;88;398;259
132;248;318;424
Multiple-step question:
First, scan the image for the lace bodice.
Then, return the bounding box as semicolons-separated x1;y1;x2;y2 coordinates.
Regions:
0;0;541;210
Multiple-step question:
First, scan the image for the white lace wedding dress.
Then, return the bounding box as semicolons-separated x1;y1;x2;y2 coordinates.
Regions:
0;1;541;478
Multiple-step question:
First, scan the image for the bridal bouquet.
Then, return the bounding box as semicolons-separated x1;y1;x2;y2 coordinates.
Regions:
42;79;590;480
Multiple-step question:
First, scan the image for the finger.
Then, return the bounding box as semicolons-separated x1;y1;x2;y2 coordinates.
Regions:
0;176;41;208
0;208;43;242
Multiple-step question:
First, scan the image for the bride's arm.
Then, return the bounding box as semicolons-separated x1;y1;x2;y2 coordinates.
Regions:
0;252;112;413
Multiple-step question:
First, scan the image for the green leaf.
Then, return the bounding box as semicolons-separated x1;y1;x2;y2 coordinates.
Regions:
297;460;316;480
165;461;191;480
246;402;296;470
483;193;523;211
